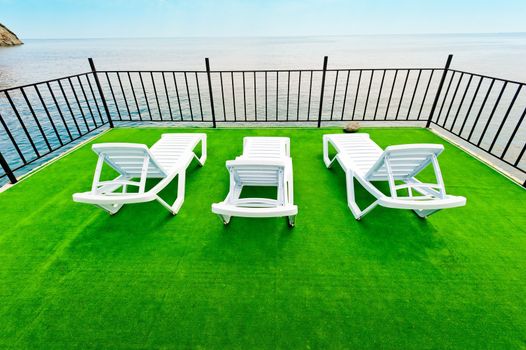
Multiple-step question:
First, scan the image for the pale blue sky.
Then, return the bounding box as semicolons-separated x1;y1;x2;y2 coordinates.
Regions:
2;0;526;39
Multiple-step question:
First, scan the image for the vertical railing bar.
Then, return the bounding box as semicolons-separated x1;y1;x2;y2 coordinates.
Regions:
67;77;90;131
57;80;82;135
384;69;398;120
341;70;351;120
330;70;339;120
254;71;257;120
265;71;268;121
286;71;290;120
0;150;17;184
406;69;422;120
450;74;473;131
85;74;104;125
307;70;313;120
204;58;216;126
88;58;114;128
183;72;194;121
172;73;183;120
46;82;73;141
426;54;453;127
438;72;461;126
435;71;455;124
395;70;410;120
276;71;279;121
501;104;526;159
20;88;52;151
477;81;507;146
150;72;163;120
317;56;328;128
373;70;386;120
220;72;227;121
242;72;247;121
127;72;143;121
76;76;97;128
352;70;363;120
468;79;495;141
459;76;483;136
34;85;63;146
417;70;435;120
296;71;302;121
67;78;89;130
231;72;237;121
489;84;522;153
514;142;526;167
116;72;133;120
5;91;41;157
104;73;123;121
194;72;204;121
0;110;27;163
440;72;465;127
139;72;153;120
161;72;173;121
363;70;374;120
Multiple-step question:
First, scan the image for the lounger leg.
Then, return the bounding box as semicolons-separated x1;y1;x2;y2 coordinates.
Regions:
97;203;124;215
194;136;207;166
345;171;378;220
345;171;361;219
323;136;338;168
413;208;439;219
155;171;186;215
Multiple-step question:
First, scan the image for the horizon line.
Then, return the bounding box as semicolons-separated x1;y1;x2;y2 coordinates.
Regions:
21;31;526;41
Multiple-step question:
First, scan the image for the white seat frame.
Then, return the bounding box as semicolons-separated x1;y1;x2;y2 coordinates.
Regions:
212;137;298;226
323;133;466;220
73;133;206;215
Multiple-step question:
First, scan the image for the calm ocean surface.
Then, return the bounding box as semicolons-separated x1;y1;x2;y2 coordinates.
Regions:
1;33;526;89
0;34;525;183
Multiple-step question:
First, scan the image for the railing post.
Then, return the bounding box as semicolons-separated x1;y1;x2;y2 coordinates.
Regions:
0;151;17;184
88;58;114;128
426;54;453;128
205;58;217;128
317;56;328;128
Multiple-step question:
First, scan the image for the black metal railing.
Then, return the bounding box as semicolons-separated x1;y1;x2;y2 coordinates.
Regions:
1;55;525;187
428;67;526;183
0;70;110;184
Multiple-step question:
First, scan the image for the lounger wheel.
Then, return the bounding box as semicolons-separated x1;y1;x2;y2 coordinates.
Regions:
218;214;231;225
287;215;296;227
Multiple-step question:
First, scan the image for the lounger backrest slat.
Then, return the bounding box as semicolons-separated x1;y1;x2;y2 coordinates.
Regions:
92;143;167;178
229;164;285;186
366;145;444;181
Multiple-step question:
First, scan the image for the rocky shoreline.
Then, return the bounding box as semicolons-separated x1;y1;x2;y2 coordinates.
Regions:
0;23;23;46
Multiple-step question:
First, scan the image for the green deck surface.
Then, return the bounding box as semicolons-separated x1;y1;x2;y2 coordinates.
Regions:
0;127;525;349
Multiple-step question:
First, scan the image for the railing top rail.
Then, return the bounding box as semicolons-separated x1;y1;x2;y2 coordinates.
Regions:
2;66;526;95
0;72;92;94
97;67;441;74
449;69;526;86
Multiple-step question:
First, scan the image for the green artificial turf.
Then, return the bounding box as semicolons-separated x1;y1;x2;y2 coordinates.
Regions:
0;127;525;349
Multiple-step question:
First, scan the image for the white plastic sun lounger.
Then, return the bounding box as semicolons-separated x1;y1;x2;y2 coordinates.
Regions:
211;137;298;226
323;133;466;220
73;133;206;215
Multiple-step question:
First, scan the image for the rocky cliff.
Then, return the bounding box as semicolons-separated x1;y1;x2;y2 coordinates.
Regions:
0;23;23;46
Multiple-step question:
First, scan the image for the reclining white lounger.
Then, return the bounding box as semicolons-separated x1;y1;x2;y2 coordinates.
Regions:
73;133;206;215
323;133;466;220
211;137;298;226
